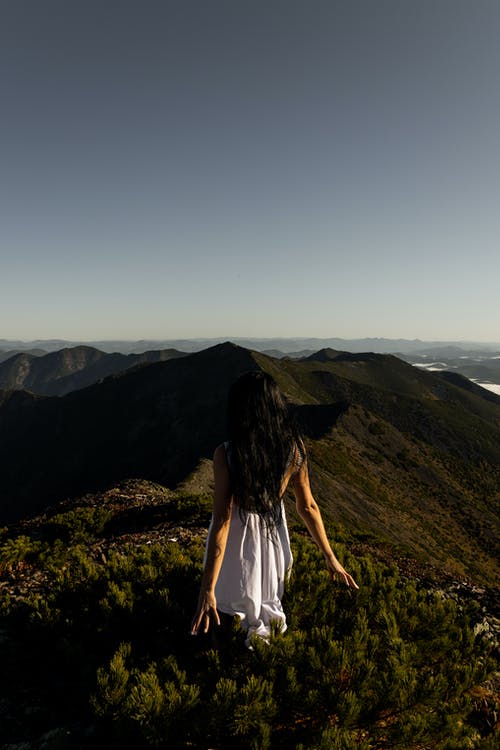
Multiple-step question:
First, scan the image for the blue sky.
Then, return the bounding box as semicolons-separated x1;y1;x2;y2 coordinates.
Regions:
1;0;499;342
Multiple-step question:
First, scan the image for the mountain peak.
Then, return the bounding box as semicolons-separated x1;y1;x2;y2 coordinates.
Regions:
305;348;400;365
304;347;343;362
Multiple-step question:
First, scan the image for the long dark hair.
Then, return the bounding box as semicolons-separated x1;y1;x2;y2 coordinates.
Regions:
227;371;303;528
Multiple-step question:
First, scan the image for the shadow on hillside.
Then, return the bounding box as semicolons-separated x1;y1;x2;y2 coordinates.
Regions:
295;401;350;438
103;502;212;537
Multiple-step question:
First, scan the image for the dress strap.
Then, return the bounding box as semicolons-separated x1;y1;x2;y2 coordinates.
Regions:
289;441;306;476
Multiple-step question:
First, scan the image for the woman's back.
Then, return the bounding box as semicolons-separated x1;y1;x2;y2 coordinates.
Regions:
226;371;302;527
224;438;304;509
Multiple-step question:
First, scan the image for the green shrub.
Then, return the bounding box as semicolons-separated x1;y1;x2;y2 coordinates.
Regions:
0;491;497;749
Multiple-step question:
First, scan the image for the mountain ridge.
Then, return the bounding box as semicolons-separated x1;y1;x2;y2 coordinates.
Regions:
2;335;499;355
3;340;499;398
0;345;186;396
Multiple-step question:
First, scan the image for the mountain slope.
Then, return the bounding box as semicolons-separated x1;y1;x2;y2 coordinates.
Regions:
257;350;500;583
0;347;47;363
0;343;258;521
297;402;498;581
0;345;186;395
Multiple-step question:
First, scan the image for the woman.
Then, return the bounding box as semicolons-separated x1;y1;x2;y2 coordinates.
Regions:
191;371;358;646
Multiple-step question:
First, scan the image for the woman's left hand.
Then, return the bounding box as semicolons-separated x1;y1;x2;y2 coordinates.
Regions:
325;554;359;589
191;590;220;635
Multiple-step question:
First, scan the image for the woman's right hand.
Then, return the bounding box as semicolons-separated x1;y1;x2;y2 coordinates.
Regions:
191;590;220;635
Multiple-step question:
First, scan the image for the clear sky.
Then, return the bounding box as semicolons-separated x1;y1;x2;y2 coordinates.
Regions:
1;0;499;342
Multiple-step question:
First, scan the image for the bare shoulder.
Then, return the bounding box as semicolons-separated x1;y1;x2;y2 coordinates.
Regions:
213;444;229;471
213;443;226;460
212;444;233;508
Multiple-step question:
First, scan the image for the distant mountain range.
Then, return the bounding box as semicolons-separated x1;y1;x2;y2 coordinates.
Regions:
0;346;186;396
2;335;499;356
0;342;499;588
1;339;499;397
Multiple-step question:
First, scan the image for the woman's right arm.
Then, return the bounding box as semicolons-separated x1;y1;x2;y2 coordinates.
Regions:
191;444;233;634
292;459;359;589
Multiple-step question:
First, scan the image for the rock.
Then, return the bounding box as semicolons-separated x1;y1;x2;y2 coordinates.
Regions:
39;727;72;749
474;620;491;637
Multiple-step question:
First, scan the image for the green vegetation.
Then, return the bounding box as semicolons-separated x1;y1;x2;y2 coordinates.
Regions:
0;487;497;749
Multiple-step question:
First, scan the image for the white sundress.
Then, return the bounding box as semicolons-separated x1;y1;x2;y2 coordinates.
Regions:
206;442;295;646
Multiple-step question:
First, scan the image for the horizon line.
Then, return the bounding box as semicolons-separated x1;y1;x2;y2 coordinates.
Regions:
2;335;500;347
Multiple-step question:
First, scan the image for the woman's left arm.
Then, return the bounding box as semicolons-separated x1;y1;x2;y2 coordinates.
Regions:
191;444;233;635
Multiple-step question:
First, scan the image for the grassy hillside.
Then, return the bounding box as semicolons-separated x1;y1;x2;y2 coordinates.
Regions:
0;481;498;749
254;350;500;585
